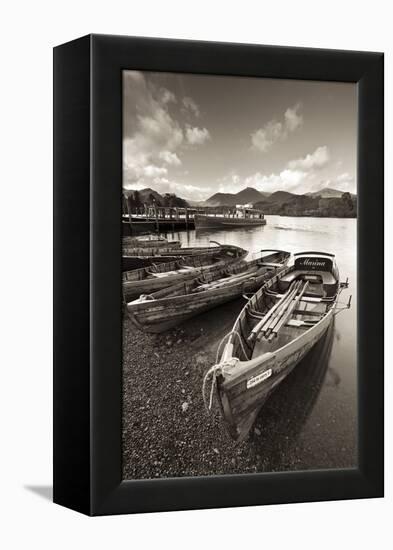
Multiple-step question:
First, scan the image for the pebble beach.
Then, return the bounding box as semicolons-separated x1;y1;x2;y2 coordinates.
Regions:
122;300;356;480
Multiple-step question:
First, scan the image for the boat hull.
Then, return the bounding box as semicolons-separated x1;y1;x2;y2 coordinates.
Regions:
122;236;181;250
127;266;286;333
194;214;266;229
122;243;182;256
216;309;334;441
123;261;229;301
122;255;180;271
122;244;234;258
122;244;247;274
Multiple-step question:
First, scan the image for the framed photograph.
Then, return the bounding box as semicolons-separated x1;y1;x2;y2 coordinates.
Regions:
53;34;384;515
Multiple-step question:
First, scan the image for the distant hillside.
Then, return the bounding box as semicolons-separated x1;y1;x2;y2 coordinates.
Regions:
255;191;357;218
205;187;268;206
123;188;189;209
306;187;356;199
266;191;299;203
124;187;162;203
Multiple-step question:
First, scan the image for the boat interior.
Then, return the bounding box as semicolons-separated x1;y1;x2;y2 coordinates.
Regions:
134;250;290;301
123;235;169;244
122;255;179;272
278;269;337;297
196;250;289;289
123;249;240;283
228;254;340;360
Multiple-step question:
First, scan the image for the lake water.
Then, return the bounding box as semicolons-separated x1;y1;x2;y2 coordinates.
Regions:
163;215;357;471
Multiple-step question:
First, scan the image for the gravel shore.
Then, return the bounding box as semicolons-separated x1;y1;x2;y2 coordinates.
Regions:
122;306;356;480
122;304;255;480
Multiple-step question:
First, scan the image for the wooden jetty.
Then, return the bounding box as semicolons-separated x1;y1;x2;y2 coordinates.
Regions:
123;195;198;233
123;207;197;233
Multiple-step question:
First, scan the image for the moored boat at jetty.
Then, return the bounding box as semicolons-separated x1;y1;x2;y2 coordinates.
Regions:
123;244;249;301
202;251;351;442
194;204;266;229
123;235;181;250
123;236;181;255
123;254;183;272
127;250;290;333
122;241;245;270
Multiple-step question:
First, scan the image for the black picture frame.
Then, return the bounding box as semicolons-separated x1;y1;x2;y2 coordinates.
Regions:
53;34;384;516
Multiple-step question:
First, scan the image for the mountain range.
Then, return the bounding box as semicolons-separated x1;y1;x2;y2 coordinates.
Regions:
203;187;270;207
193;186;355;207
123;186;357;218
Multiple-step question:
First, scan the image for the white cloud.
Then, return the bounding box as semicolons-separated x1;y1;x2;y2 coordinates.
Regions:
336;172;353;183
288;146;330;171
172;182;212;200
150;177;212;201
333;173;356;192
244;169;308;194
159;151;182;166
137;112;183;151
143;165;168;178
160;88;176;104
217;144;334;195
123;71;184;188
123;72;211;191
251;103;303;153
217;168;308;195
284;104;303;132
186;125;211;145
251;121;283;153
216;173;244;194
182;96;200;117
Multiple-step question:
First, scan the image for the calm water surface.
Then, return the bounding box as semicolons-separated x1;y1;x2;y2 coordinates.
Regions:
163;215;357;470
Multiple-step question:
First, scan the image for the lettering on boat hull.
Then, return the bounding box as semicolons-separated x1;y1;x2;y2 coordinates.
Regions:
247;368;272;389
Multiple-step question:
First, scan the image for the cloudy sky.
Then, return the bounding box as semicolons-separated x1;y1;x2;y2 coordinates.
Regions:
123;70;357;201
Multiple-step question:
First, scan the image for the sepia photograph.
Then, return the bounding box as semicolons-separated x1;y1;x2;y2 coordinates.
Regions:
121;70;357;480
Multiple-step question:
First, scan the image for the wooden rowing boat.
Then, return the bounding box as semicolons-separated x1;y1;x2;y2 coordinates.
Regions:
123;237;181;255
122;241;245;271
122;235;181;250
123;240;228;257
122;254;180;271
127;250;290;333
123;245;248;301
202;251;351;442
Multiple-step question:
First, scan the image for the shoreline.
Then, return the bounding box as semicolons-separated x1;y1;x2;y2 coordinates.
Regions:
122;309;356;480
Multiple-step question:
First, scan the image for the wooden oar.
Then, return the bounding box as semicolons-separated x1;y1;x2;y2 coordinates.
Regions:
248;281;298;343
196;269;257;291
257;282;300;331
260;288;298;339
267;281;310;341
266;281;308;336
263;282;302;339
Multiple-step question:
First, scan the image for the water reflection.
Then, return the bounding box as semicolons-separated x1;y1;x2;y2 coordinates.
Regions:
249;321;334;470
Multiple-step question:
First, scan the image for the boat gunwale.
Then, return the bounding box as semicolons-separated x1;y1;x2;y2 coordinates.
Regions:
220;307;334;377
217;265;342;373
126;255;290;312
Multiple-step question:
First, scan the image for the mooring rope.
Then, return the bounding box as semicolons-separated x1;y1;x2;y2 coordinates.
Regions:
202;363;222;411
202;329;250;412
